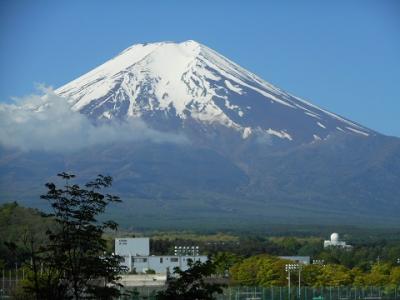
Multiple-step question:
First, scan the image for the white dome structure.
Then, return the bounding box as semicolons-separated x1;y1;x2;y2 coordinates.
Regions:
330;233;339;243
324;232;352;249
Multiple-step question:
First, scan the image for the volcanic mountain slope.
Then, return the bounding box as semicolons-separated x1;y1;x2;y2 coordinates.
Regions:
1;40;399;228
56;40;372;144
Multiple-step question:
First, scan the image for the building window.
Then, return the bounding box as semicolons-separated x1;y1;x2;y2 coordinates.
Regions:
160;257;163;263
119;240;127;245
133;258;147;263
170;257;178;262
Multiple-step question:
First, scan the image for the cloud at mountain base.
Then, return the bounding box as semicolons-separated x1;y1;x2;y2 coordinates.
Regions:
0;89;187;153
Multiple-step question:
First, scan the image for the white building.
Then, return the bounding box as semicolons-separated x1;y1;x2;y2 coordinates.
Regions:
280;256;310;265
116;237;150;256
323;233;352;249
115;238;207;274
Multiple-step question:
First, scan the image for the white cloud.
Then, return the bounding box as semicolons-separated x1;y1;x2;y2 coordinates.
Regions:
0;88;187;152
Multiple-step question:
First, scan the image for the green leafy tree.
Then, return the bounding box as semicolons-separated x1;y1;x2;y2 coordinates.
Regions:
156;259;224;300
364;263;391;286
390;266;400;286
212;252;242;277
302;264;323;287
256;257;289;287
26;172;126;300
230;255;261;286
0;202;52;269
315;264;352;287
230;255;289;287
279;237;301;255
297;240;323;257
350;267;367;287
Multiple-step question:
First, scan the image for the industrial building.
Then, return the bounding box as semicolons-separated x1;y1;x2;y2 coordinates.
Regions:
115;238;207;274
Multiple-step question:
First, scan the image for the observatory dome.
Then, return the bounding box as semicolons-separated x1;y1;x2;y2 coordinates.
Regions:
330;233;339;242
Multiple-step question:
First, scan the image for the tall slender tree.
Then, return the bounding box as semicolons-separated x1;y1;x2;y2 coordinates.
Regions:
27;172;126;299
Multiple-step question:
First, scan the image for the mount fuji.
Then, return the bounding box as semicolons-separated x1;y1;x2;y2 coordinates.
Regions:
1;40;399;229
56;40;372;143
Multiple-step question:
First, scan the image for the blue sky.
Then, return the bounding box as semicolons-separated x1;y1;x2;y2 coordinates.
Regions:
1;0;399;136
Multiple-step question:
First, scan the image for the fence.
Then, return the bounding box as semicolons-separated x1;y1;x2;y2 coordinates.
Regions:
118;286;399;300
1;273;398;300
0;268;26;299
215;286;399;300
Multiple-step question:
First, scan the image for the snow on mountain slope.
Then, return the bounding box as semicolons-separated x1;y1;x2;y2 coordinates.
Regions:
56;40;373;142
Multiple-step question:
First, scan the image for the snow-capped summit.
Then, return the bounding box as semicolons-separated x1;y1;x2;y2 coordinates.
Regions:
56;40;372;143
